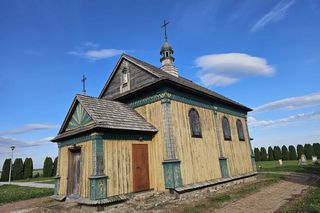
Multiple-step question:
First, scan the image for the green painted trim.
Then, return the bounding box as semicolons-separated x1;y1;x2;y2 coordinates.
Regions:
53;176;60;195
162;160;183;189
58;135;92;148
89;176;108;200
219;158;229;178
66;103;94;130
104;132;153;141
58;132;153;148
126;87;247;118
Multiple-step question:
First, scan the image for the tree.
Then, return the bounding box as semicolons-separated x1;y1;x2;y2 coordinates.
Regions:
0;159;11;181
23;158;33;179
43;157;53;177
254;148;261;161
281;145;289;160
52;157;58;176
12;158;24;180
260;147;268;161
268;146;274;161
274;146;282;160
297;144;304;159
288;145;297;160
304;144;314;160
313;143;320;158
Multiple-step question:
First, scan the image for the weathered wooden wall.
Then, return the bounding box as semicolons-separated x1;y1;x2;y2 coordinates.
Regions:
101;59;158;100
218;113;253;176
171;101;253;185
171;101;222;185
58;141;92;198
135;101;166;191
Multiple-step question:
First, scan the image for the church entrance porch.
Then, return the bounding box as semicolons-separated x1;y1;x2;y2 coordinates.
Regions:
67;147;81;199
132;144;150;192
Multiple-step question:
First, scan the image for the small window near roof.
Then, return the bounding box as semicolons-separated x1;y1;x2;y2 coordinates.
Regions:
189;108;202;137
120;68;130;93
236;119;245;141
222;116;232;141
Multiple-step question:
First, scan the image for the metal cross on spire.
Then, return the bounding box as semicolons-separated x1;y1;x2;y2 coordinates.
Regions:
81;75;87;95
161;19;169;41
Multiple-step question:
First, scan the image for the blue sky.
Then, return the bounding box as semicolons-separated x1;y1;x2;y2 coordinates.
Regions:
0;0;319;169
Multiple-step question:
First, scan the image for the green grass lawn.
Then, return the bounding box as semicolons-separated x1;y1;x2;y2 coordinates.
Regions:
15;176;54;183
0;185;53;205
256;160;320;174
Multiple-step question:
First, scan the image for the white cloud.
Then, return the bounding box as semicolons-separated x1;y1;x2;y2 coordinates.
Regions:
195;53;275;86
0;136;53;148
251;0;296;32
69;42;124;60
248;111;320;128
0;124;59;135
254;92;320;113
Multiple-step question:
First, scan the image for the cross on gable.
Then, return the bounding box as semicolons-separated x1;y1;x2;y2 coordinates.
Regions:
81;75;87;95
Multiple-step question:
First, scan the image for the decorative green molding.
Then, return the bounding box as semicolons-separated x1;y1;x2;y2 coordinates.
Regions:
53;176;60;195
58;132;153;148
90;133;107;200
163;160;183;189
89;175;108;200
219;157;229;178
66;104;94;130
126;87;247;118
58;134;92;148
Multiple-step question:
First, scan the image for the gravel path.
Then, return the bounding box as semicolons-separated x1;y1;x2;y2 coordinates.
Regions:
0;182;54;189
213;172;320;213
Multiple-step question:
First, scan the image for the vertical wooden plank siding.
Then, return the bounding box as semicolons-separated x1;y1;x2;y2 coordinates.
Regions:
58;141;92;198
135;101;165;191
170;101;222;185
104;140;150;196
218;113;253;176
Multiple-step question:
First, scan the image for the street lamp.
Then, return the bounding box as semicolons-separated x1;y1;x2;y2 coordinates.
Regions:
8;146;15;184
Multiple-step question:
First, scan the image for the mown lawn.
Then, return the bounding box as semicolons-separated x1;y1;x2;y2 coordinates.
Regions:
183;173;284;213
15;176;54;183
0;185;53;205
256;160;320;174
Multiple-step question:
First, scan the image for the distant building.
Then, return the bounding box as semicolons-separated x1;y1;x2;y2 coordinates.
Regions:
52;27;256;205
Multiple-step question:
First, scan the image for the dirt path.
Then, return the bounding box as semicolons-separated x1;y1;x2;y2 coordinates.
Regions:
0;197;52;213
213;172;320;213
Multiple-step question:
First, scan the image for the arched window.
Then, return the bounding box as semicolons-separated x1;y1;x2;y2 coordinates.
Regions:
120;67;130;93
189;108;202;137
222;116;232;140
236;119;245;141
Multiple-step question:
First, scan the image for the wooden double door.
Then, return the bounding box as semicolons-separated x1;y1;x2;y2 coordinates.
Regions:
132;144;150;192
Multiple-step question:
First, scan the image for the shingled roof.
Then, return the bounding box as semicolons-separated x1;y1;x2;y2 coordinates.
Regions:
52;95;157;141
99;54;252;111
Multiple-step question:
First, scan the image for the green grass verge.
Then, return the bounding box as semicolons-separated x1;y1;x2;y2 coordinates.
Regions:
282;186;320;213
14;176;54;183
256;160;320;174
0;185;53;205
182;173;284;213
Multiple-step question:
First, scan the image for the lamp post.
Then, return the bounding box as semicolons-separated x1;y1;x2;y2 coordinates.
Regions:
8;146;15;184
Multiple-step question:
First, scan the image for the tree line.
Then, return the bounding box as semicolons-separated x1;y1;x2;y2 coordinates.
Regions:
0;156;58;181
254;143;320;161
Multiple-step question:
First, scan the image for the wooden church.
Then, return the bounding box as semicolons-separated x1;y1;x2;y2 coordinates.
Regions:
51;24;256;204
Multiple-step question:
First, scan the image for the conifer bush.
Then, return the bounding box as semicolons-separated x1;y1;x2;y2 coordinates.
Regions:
23;158;33;179
260;147;268;161
281;145;289;160
43;157;53;177
0;159;11;181
288;145;297;160
52;157;58;176
297;144;304;159
12;158;24;180
268;146;274;161
254;148;261;161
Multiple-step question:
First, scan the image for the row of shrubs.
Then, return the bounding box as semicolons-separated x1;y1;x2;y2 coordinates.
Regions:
0;156;58;181
254;143;320;161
